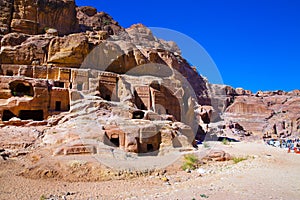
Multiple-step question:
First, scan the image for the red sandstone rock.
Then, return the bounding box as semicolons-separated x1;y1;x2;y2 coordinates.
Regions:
11;0;78;35
77;7;124;35
224;94;300;137
1;34;52;65
202;150;231;162
47;33;90;66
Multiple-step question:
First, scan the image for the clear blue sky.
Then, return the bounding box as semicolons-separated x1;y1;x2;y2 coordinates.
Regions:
76;0;300;92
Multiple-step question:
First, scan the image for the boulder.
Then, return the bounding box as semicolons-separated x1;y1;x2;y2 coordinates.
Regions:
202;150;231;162
45;28;58;37
77;6;97;17
235;87;245;95
47;33;90;66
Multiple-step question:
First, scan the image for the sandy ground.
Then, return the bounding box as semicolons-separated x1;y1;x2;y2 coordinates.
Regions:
1;141;300;200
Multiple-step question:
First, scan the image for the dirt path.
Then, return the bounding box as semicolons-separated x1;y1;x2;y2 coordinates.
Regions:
1;142;300;200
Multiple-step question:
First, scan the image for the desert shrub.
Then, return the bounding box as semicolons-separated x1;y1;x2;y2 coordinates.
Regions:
200;194;209;198
232;156;247;164
222;138;230;145
31;154;41;163
103;19;111;25
182;154;199;170
40;195;46;200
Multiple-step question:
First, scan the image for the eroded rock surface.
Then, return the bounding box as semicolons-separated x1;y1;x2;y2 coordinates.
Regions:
0;0;299;164
209;85;300;139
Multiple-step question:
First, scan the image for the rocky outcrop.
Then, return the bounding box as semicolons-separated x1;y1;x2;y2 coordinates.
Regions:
42;97;194;156
76;6;124;35
47;33;90;66
10;0;39;35
1;32;29;46
223;91;300;138
203;85;300;139
0;0;125;36
37;0;79;35
202;150;231;162
226;96;272;116
0;0;211;106
0;34;52;65
0;126;41;151
9;0;78;35
118;25;210;104
0;0;14;35
126;24;180;54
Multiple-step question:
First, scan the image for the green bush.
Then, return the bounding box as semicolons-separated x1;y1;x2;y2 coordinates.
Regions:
232;156;247;164
40;195;46;200
222;138;230;145
103;19;111;25
182;154;199;170
200;194;209;198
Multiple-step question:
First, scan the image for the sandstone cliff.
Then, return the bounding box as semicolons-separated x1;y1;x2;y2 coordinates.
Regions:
0;0;78;35
0;20;210;106
0;0;210;159
0;0;299;147
207;84;300;139
224;89;300;138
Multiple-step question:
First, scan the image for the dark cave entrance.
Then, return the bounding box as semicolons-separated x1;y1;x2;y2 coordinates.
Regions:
110;137;120;147
9;81;34;97
132;110;145;119
55;101;61;111
104;94;111;101
2;110;16;121
6;70;13;76
19;110;44;121
99;84;112;101
147;144;154;152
